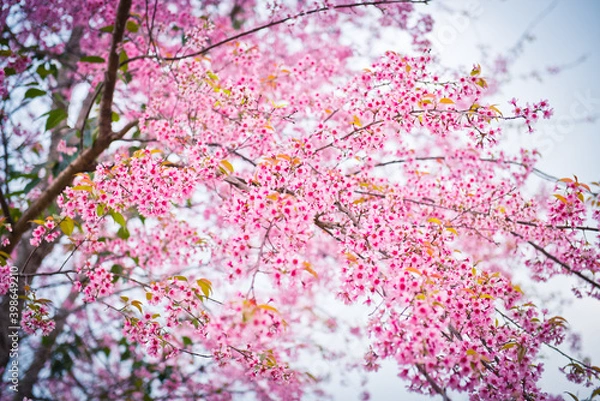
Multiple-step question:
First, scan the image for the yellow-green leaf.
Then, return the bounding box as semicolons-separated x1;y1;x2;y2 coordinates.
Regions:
489;104;503;116
110;211;126;228
59;217;75;236
500;342;517;350
470;64;481;76
259;304;279;313
125;20;139;33
131;300;143;313
553;194;568;204
80;55;105;64
427;217;442;225
219;160;234;175
564;392;579;401
72;185;93;192
196;278;212;297
445;227;458;235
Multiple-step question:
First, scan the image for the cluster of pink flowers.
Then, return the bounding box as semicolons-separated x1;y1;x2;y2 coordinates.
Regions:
22;302;55;336
123;316;170;358
76;262;115;303
0;264;13;296
509;97;554;132
29;218;61;247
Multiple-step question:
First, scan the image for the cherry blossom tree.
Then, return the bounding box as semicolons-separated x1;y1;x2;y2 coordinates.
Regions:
0;0;599;400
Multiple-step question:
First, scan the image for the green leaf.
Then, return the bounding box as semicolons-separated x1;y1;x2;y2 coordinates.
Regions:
80;55;105;64
22;177;41;195
59;217;75;236
117;226;130;240
99;25;114;33
126;20;139;33
111;111;120;122
24;88;46;99
96;204;105;217
45;108;68;131
119;50;128;73
111;264;123;277
110;264;127;284
110;211;126;227
0;49;13;57
182;336;192;347
41;335;53;347
36;63;57;79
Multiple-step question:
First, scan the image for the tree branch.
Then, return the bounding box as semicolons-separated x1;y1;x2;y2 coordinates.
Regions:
0;0;133;257
416;364;452;401
0;185;13;226
372;156;597;194
510;231;600;291
124;0;429;65
99;0;133;139
111;119;139;141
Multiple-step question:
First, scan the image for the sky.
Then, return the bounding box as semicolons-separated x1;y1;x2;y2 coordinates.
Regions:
324;1;600;400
